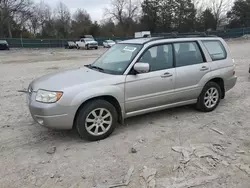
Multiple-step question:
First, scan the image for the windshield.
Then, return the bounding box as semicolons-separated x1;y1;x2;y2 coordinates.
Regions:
90;43;142;74
0;40;7;44
84;38;94;42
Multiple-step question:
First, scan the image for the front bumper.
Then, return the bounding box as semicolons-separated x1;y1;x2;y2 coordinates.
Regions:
0;44;9;50
87;43;98;48
27;92;75;130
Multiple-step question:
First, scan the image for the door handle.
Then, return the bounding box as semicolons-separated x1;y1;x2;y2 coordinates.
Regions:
161;72;173;78
200;66;209;71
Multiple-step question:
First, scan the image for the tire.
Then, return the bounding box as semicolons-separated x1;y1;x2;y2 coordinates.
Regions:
76;100;118;141
95;47;98;50
86;44;89;50
77;45;80;50
196;82;222;112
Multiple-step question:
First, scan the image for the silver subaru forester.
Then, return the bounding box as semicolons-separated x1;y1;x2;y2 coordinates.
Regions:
27;36;237;141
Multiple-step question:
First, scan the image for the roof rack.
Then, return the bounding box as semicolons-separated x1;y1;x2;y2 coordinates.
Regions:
153;32;217;38
144;32;217;44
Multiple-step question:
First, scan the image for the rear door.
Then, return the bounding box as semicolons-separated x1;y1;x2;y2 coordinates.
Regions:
174;41;210;102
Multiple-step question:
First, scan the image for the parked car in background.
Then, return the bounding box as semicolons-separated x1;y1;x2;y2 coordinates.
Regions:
26;34;237;141
115;40;122;43
65;41;77;49
0;40;9;50
103;40;116;48
76;38;98;50
134;31;151;38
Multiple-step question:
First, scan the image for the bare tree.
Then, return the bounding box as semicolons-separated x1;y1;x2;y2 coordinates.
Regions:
54;2;70;21
71;9;92;37
211;0;233;29
192;0;204;15
54;2;71;38
0;0;33;37
73;9;91;23
105;0;139;24
37;1;52;29
27;6;39;35
104;0;140;35
27;1;52;36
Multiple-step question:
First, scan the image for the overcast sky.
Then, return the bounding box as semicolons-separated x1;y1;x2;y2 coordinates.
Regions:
35;0;110;21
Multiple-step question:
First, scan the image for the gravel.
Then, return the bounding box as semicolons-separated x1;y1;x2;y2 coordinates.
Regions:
0;42;250;188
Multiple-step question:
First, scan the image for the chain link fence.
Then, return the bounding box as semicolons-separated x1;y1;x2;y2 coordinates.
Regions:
1;28;250;48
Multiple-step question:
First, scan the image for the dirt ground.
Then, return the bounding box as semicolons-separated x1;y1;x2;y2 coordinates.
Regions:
0;41;250;188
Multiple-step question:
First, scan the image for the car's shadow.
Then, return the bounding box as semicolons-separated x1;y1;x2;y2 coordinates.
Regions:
34;105;199;143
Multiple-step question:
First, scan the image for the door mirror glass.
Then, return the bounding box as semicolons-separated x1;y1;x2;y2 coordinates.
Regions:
134;62;150;73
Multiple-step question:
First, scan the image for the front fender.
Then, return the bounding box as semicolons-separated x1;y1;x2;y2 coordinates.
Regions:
70;85;125;108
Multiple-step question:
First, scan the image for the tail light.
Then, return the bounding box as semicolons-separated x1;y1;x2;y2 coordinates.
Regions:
233;71;235;76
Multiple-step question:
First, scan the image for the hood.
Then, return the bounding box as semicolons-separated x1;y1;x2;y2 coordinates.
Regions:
108;42;115;46
86;41;98;44
30;67;113;91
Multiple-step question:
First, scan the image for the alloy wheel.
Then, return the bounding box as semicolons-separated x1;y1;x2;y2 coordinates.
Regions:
85;108;113;136
204;87;219;108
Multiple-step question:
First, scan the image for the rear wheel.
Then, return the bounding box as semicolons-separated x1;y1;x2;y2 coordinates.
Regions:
76;100;118;141
196;82;222;112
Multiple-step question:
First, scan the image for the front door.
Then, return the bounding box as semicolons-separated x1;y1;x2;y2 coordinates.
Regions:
125;44;176;114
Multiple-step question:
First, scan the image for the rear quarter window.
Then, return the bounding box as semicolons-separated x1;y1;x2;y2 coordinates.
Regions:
202;40;227;61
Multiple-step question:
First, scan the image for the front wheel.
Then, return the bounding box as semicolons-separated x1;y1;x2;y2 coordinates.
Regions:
196;82;222;112
76;100;118;141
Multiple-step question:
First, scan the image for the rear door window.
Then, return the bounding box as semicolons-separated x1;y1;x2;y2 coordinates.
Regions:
202;40;227;61
174;42;204;67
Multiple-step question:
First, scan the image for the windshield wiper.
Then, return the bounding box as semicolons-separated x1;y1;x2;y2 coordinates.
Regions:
85;64;104;72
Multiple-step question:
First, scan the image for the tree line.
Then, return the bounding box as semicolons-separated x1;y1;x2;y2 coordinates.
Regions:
0;0;250;39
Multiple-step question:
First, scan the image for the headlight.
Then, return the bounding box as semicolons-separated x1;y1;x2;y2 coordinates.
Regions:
36;90;63;103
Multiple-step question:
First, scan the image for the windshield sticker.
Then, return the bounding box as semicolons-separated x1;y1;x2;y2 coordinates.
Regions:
123;46;137;52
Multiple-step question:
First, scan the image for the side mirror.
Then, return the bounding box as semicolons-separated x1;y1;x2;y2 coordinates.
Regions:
134;62;150;74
